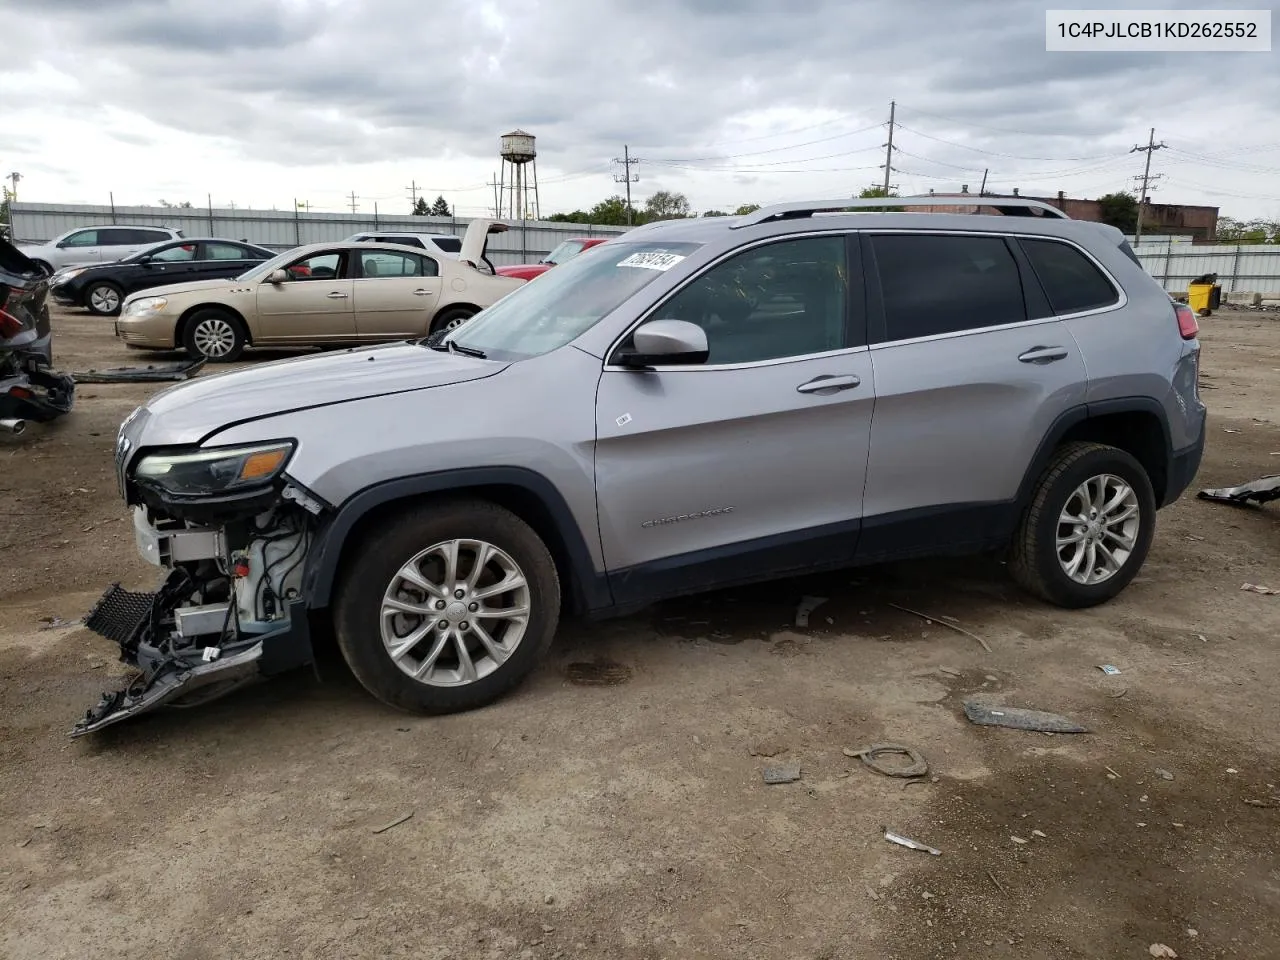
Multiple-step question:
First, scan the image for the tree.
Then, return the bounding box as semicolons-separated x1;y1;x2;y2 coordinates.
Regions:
412;197;429;216
644;190;691;221
1217;216;1278;243
734;203;760;216
0;188;11;239
159;199;193;208
429;195;451;217
702;209;729;217
857;185;902;211
1096;192;1138;234
586;195;634;226
546;210;590;223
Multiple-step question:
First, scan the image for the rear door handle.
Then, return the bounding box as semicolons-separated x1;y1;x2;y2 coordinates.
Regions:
327;291;349;299
1018;345;1069;364
797;374;861;394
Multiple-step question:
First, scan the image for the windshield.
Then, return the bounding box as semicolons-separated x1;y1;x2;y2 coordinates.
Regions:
542;239;584;265
236;248;298;281
448;240;703;360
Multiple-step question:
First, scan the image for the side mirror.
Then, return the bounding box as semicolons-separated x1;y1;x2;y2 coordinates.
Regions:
267;268;289;284
616;319;709;368
136;254;152;265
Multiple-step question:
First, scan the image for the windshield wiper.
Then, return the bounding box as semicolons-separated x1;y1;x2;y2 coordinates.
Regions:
447;340;487;359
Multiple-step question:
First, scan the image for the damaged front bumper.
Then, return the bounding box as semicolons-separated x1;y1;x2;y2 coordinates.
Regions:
73;503;316;737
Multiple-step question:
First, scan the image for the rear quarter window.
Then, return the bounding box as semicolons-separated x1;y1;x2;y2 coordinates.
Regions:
431;237;463;253
1020;238;1120;315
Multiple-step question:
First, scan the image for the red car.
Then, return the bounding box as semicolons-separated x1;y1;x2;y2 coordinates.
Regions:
496;237;608;281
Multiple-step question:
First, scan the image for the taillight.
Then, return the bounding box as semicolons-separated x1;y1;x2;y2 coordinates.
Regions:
1174;303;1199;340
0;307;22;339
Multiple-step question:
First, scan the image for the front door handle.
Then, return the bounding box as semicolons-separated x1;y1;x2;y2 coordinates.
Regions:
1018;345;1068;364
412;289;431;296
326;291;349;300
797;374;861;394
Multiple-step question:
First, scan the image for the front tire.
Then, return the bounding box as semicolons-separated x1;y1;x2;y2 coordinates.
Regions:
182;308;247;362
86;281;124;316
1009;442;1156;609
334;499;560;714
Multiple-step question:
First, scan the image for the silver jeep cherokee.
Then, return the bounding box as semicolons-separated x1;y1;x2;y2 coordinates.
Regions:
77;197;1206;735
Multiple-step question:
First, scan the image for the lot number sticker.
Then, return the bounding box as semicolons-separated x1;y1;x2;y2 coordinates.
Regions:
617;251;686;271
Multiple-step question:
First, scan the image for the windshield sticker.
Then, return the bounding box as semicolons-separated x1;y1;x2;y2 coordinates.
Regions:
617;251;686;271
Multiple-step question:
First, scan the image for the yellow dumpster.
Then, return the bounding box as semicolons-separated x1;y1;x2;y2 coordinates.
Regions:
1187;272;1222;317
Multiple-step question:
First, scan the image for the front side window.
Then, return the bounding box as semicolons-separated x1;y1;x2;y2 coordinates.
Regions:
150;243;198;262
60;230;99;247
285;252;343;281
450;240;703;360
871;234;1026;341
629;235;849;365
1020;238;1120;315
359;250;437;278
544;240;585;265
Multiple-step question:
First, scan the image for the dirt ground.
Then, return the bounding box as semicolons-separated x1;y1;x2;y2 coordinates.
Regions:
2;308;1278;960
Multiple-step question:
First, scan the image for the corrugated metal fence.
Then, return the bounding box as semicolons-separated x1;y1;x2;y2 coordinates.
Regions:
1130;240;1280;297
8;202;631;266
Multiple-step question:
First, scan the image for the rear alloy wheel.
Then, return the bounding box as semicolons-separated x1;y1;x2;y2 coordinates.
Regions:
1009;441;1156;608
334;499;560;714
430;307;476;335
182;308;247;362
86;282;124;316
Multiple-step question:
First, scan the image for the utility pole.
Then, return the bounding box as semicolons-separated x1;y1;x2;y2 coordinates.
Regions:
406;180;419;211
881;101;896;194
1130;127;1167;245
296;199;311;212
979;168;989;196
613;145;641;225
5;171;20;201
347;191;359;214
486;172;501;219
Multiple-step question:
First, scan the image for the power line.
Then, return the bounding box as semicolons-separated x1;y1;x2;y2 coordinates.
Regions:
895;104;1086;139
406;180;419;209
347;190;359;214
613;145;641;225
645;122;883;164
894;123;1126;163
632;110;875;151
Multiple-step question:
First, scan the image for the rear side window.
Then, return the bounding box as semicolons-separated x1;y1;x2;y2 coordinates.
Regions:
373;235;425;249
431;236;462;253
1021;238;1120;315
204;242;253;260
97;228;138;245
871;234;1026;340
137;229;173;244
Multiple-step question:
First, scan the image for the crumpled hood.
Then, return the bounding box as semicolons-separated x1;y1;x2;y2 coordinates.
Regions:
130;342;509;446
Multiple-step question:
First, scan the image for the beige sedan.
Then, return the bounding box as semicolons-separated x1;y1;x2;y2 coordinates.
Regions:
114;220;524;362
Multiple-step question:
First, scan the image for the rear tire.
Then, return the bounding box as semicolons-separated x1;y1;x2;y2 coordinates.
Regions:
430;306;476;335
86;281;124;316
31;260;53;277
1009;441;1156;609
182;308;247;362
334;498;560;715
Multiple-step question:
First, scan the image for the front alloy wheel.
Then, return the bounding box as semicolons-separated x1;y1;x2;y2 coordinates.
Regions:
335;499;560;714
87;282;122;316
182;308;247;362
1056;474;1140;585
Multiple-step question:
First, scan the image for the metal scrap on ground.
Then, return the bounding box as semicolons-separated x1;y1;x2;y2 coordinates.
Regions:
883;828;941;856
794;596;828;627
70;358;207;383
889;602;992;652
962;701;1090;734
1241;582;1280;595
1198;475;1280;505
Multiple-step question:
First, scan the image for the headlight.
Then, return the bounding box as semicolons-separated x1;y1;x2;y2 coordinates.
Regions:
55;267;87;282
124;296;168;317
134;442;295;498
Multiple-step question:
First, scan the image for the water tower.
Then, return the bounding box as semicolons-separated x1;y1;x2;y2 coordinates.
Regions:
498;129;540;221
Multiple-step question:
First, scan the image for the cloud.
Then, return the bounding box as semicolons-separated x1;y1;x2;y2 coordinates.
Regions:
2;0;1278;218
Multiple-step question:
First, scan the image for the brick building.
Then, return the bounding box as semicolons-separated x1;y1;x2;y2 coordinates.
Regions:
906;188;1219;241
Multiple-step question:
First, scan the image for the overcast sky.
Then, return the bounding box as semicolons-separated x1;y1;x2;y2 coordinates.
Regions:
2;0;1278;220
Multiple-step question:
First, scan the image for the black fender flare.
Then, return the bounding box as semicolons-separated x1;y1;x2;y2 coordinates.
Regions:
1014;397;1174;509
301;466;611;613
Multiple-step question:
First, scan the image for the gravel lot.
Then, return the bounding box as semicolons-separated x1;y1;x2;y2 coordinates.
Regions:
2;308;1278;960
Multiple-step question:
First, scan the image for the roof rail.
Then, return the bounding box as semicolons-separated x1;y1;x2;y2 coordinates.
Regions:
730;196;1071;228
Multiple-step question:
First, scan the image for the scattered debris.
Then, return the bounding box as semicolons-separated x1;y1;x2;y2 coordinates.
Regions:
70;357;207;383
866;887;880;901
962;701;1090;734
841;747;860;758
1200;474;1280;505
1010;835;1028;845
1187;929;1198;939
938;666;963;677
371;811;414;834
749;741;788;758
1240;582;1280;595
985;870;1007;895
1244;798;1279;808
1107;688;1129;699
1148;944;1178;959
1155;768;1175;781
37;616;77;630
544;894;555;905
848;742;929;779
1031;829;1047;838
883;828;941;856
1097;664;1122;676
889;603;992;652
1105;766;1122;779
762;764;802;785
1227;767;1239;774
794;596;828;627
